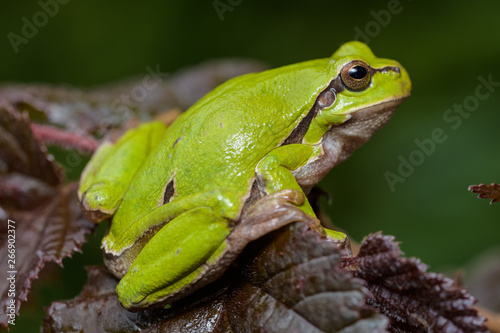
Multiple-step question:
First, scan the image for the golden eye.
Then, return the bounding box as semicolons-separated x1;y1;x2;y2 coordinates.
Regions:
340;60;371;91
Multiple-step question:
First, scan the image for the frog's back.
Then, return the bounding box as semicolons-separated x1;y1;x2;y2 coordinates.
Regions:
115;58;334;223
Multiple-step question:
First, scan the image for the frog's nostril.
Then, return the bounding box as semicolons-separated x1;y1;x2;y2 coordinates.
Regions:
375;66;400;74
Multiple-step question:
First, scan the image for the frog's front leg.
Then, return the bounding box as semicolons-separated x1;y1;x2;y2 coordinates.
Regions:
256;144;346;241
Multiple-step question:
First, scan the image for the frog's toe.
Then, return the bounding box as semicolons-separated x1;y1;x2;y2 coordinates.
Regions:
260;188;306;206
80;183;122;223
324;228;350;250
238;192;323;241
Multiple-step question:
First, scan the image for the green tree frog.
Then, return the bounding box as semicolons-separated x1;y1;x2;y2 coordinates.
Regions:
78;41;411;310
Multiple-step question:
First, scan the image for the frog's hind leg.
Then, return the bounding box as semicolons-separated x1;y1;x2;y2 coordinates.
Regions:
116;206;231;310
79;121;168;223
115;188;338;311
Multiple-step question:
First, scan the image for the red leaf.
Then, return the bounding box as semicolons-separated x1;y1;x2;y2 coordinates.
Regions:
0;183;94;328
469;183;500;204
0;105;94;328
0;103;63;186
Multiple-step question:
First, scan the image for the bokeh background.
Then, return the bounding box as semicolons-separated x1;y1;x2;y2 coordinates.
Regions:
1;0;499;331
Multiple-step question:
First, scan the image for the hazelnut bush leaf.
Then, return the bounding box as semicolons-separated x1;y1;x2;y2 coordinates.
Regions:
0;105;94;328
43;223;389;333
341;233;489;333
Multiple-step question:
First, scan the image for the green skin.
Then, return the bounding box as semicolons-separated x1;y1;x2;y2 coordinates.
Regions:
78;41;411;310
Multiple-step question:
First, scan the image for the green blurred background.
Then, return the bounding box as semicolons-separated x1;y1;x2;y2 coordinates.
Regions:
1;0;499;331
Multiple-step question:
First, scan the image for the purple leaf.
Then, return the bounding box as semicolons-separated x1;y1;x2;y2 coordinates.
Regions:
0;183;94;328
342;233;489;333
0;105;94;328
43;224;389;332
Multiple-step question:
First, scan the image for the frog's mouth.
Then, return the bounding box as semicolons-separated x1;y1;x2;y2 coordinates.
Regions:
324;96;409;159
292;97;408;193
335;97;408;137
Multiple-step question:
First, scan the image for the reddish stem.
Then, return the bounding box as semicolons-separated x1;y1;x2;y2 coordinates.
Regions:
31;123;99;154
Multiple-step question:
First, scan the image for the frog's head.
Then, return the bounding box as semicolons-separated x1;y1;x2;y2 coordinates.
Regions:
295;41;411;191
313;41;411;130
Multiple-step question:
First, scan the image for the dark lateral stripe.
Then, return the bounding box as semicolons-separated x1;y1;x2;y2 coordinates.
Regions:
163;178;175;204
282;77;342;146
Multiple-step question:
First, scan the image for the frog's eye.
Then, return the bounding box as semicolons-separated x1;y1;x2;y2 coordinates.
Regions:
340;60;371;91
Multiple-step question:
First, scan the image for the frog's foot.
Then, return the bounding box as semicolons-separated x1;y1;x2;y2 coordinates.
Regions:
238;188;350;252
78;121;168;223
197;189;347;283
239;188;324;238
80;182;122;223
